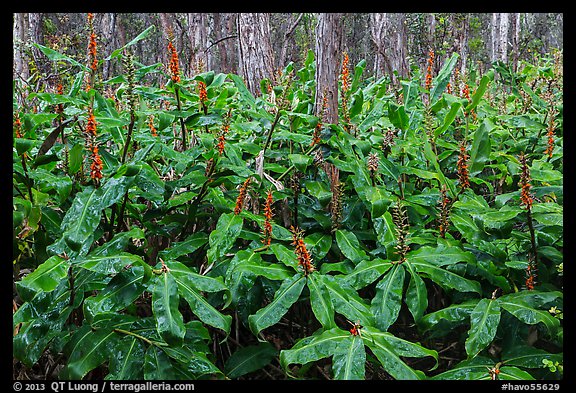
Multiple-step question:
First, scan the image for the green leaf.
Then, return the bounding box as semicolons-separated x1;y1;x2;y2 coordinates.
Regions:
465;298;501;358
307;272;336;329
34;43;87;70
332;335;365;380
340;258;392;290
419;299;479;333
280;327;349;373
16;256;69;302
362;326;438;369
105;336;145;380
362;327;425;380
107;25;156;60
143;346;188;380
304;232;332;260
404;261;428;322
388;102;409;131
15;138;35;156
224;342;278;379
498;297;560;335
75;252;146;276
60;325;117;379
152;272;186;346
430;52;459;104
465;71;493;113
83;267;146;321
169;261;232;334
370;264;405;331
288;154;313;172
158;232;208;260
321;274;374;327
68;143;84;174
408;244;475;266
498;366;536;380
469;120;493;175
434;101;462;138
248;273;306;336
232;256;294;281
335;229;368;264
410;259;481;294
431;356;494;380
502;346;563;369
207;213;243;263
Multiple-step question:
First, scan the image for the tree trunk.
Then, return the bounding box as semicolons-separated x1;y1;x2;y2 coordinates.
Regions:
278;13;304;69
491;13;500;63
13;13;28;80
511;13;521;71
100;13;117;80
187;13;209;74
314;13;344;124
499;13;509;64
370;13;408;85
27;13;44;73
237;13;276;96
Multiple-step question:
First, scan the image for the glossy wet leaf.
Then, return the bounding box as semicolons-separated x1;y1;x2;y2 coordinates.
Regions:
105;336;145;380
16;255;69;302
321;274;374;327
224;342;278;379
404;261;428;322
207;212;243;263
152;272;186;345
248;273;306;336
370;264;405;331
465;298;501;358
339;258;392;290
335;229;368;264
332;335;365;380
307;272;336;329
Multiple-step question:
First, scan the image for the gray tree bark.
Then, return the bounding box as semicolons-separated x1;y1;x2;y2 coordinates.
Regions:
186;13;209;74
237;13;276;96
370;13;409;84
314;13;344;124
13;13;28;80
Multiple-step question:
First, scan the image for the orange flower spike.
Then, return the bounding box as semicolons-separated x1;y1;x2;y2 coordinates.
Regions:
457;142;470;190
341;52;350;93
518;153;533;209
216;134;226;155
86;109;97;137
148;115;158;137
262;190;274;245
198;80;208;103
88;32;98;71
290;226;315;275
234;177;251;215
89;145;104;180
425;49;434;91
14;113;23;138
168;41;180;83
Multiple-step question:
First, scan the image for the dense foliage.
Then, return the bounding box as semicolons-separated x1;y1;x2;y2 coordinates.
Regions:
13;25;563;380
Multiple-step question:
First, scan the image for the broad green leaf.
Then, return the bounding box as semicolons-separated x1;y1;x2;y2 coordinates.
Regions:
362;329;425;380
134;162;165;204
60;325;117;380
232;256;294;281
83;267;146;321
498;366;536;380
269;243;300;271
371;264;405;331
431;356;494;380
207;212;243;263
465;298;501;358
498;298;560;335
404;261;428;322
340;258;392;290
469;120;493;175
332;335;365;380
373;212;396;248
34;43;87;70
75;252;146;276
143;346;189;380
410;260;482;294
502;346;563;369
362;326;438;369
170;263;232;334
434;101;462;138
465;71;493;113
430;52;459;105
16;255;69;302
307;272;336;329
419;299;479;333
152;272;186;345
224;342;278;379
288;153;313;172
304;232;332;260
388;102;409;131
161;345;222;378
407;244;475;267
335;229;368;264
105;336;145;380
280;327;349;373
158;232;208;260
107;25;156;60
321;274;374;327
248;273;306;336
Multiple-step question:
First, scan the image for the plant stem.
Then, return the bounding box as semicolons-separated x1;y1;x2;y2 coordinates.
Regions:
174;86;187;150
113;328;168;347
121;112;136;164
